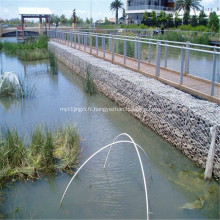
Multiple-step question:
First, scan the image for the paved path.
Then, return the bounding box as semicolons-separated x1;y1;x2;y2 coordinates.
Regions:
51;38;220;104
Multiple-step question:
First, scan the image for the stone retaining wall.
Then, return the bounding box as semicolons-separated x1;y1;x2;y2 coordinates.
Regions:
48;41;220;178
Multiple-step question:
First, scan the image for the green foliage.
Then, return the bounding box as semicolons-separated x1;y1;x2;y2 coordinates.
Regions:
84;68;96;95
0;42;2;50
175;0;202;14
198;10;207;26
0;124;80;187
0;74;36;99
2;35;48;55
110;0;124;24
158;11;167;24
208;12;220;33
150;11;157;23
18;48;49;61
167;13;173;23
142;12;149;22
183;12;190;25
191;15;198;27
152;31;210;44
48;51;58;74
178;24;209;32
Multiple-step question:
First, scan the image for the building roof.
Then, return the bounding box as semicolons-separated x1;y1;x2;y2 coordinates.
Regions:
18;7;52;15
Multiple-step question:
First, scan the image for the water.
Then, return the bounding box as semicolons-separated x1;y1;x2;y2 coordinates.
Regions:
0;37;219;219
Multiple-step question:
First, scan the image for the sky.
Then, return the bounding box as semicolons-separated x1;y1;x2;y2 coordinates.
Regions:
0;0;219;21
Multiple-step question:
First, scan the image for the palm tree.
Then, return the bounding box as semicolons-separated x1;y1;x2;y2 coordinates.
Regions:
110;0;124;24
175;0;202;14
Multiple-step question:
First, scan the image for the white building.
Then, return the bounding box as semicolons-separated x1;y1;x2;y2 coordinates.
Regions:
126;0;175;24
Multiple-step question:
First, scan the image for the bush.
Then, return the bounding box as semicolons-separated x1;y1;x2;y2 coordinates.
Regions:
191;15;198;27
208;12;220;32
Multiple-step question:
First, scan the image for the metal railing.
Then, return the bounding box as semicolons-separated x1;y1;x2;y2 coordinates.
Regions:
47;30;220;98
78;28;220;40
127;5;174;11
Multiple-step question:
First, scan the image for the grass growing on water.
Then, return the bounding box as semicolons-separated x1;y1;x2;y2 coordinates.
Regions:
18;48;49;61
0;74;36;98
48;51;58;74
1;35;49;61
84;68;96;95
0;123;80;188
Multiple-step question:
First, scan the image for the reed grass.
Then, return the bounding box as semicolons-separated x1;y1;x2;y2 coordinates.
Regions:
18;48;49;61
84;69;96;95
0;75;36;98
1;35;49;61
48;51;58;74
0;124;80;188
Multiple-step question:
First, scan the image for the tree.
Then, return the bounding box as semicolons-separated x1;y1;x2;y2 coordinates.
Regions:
150;11;157;24
86;17;90;24
167;13;173;22
175;12;182;27
175;0;202;14
60;14;68;24
110;0;124;24
191;15;198;26
142;12;149;22
208;12;220;32
158;11;167;24
183;12;190;25
198;10;207;26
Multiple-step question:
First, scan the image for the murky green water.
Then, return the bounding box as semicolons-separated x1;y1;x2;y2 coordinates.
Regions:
0;37;219;219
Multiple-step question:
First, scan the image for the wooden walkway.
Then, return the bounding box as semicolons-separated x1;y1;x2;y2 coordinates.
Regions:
51;38;220;104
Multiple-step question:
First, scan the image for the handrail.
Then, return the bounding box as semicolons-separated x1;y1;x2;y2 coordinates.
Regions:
47;29;220;99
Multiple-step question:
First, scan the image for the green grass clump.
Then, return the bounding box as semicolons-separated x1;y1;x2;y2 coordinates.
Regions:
18;48;49;61
0;124;80;187
2;35;49;61
48;51;58;74
0;74;36;98
84;69;96;95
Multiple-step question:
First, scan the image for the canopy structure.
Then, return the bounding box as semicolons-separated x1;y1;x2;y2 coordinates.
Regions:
18;7;52;31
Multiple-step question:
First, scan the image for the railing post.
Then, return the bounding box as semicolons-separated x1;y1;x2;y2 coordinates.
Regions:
78;33;81;49
180;47;185;85
116;38;118;54
148;42;151;63
109;34;111;52
138;41;141;69
65;32;66;45
74;33;76;48
155;42;161;77
124;39;127;65
211;47;217;96
71;33;73;47
164;41;168;68
184;41;190;74
85;35;87;51
96;35;98;55
135;36;137;59
103;36;105;57
112;35;114;63
90;34;92;54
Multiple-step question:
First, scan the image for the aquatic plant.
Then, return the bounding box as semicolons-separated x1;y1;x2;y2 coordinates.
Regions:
1;35;49;61
0;72;36;98
0;124;80;188
18;48;49;61
84;68;96;95
48;51;58;74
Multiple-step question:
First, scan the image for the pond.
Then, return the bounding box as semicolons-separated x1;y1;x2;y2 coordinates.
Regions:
0;37;219;219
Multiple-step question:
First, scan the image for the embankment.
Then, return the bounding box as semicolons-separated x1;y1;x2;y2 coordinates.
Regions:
48;41;220;178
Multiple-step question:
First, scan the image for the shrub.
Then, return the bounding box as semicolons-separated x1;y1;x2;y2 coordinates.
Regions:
208;12;220;33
